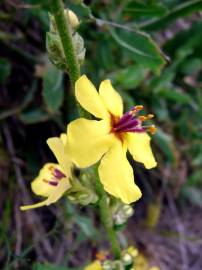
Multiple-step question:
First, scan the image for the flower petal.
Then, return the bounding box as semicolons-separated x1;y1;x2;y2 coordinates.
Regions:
47;136;72;176
98;141;142;204
84;261;102;270
75;75;109;119
20;178;70;211
45;177;70;205
66;118;113;168
99;79;123;117
31;163;59;197
60;133;67;145
126;133;157;169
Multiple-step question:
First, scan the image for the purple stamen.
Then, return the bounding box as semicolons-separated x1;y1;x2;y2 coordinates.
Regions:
114;112;131;127
111;106;155;135
48;180;58;186
111;105;152;134
122;127;146;133
43;167;66;187
43;178;59;186
53;168;66;179
114;118;139;132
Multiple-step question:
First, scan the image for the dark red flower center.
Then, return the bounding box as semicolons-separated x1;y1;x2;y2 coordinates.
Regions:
43;165;66;186
111;105;156;134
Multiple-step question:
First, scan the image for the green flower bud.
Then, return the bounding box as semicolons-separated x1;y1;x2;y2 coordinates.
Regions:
72;32;86;65
49;9;79;33
47;9;85;71
122;205;134;218
103;260;113;270
67;195;77;203
78;192;98;205
113;260;125;270
46;32;68;71
122;253;133;266
113;202;134;226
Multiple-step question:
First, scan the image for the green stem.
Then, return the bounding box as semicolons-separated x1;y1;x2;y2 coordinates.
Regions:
49;0;121;259
94;167;121;259
49;0;80;85
49;0;89;118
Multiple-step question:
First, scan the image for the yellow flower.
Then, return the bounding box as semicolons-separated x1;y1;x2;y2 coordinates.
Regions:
131;252;160;270
84;260;102;270
66;75;157;204
20;134;72;210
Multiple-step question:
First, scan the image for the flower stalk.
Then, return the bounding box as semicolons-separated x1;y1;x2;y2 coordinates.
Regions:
49;0;121;259
49;0;80;85
49;0;89;119
94;166;121;259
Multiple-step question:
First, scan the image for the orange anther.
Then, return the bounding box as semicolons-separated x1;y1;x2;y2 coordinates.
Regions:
139;116;147;121
48;165;54;171
147;114;154;119
149;125;157;134
96;251;108;261
134;105;144;111
42;178;49;183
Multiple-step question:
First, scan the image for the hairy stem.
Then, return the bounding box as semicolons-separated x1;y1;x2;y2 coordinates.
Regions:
49;0;89;118
49;0;80;84
94;168;121;259
49;0;121;259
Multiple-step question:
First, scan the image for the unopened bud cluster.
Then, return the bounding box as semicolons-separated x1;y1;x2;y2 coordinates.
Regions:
67;172;98;205
47;9;85;71
99;247;137;270
112;201;134;226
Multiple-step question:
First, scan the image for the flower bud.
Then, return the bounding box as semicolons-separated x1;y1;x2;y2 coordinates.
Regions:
122;253;133;266
113;204;134;226
47;18;85;70
102;260;113;270
65;9;79;29
122;205;134;218
72;32;86;65
113;260;125;270
127;246;138;258
78;192;98;205
46;32;68;71
49;9;79;33
67;195;77;203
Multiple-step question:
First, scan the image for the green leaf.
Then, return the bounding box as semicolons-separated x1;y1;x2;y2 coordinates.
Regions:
0;58;11;83
157;88;193;104
141;0;202;31
109;28;166;73
43;63;64;112
180;58;202;75
19;108;49;124
124;2;167;18
109;65;147;89
186;170;202;186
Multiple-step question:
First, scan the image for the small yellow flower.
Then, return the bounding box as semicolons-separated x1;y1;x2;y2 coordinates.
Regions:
20;134;72;210
66;75;157;204
84;260;102;270
131;252;160;270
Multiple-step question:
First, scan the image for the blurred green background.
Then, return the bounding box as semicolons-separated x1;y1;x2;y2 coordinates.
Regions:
1;0;202;269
